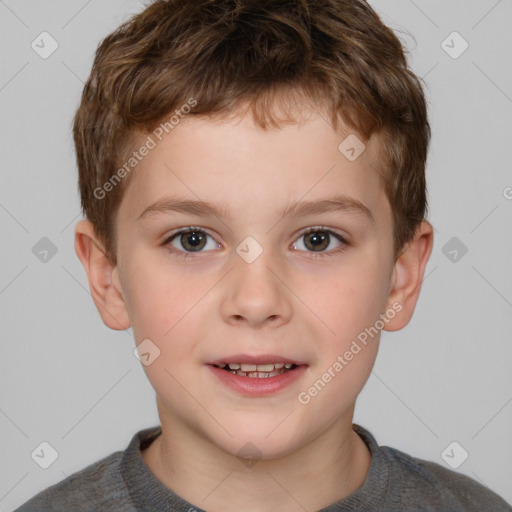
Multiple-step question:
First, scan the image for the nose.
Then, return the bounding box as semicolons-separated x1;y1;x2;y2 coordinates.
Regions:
219;249;293;329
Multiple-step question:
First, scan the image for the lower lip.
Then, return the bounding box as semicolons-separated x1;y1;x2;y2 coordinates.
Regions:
207;364;308;396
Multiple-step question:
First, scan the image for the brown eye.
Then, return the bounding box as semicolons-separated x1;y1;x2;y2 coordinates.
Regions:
165;228;220;255
179;230;207;251
303;230;330;251
292;227;347;256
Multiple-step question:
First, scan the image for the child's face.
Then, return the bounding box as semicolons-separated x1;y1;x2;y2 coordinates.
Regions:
112;107;399;458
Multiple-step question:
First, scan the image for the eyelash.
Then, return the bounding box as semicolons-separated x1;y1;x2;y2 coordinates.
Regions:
162;226;349;260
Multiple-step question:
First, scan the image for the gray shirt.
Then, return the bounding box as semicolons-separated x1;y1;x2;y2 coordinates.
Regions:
15;424;512;511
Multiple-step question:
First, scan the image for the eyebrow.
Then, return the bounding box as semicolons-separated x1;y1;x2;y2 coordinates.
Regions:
137;194;374;224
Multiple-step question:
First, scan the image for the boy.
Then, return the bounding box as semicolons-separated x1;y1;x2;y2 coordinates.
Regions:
16;0;511;510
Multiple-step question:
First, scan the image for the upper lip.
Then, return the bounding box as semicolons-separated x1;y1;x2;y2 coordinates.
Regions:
208;354;307;365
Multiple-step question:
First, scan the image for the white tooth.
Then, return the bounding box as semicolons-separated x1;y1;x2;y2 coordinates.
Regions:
284;363;293;368
231;366;290;378
256;363;274;372
228;363;241;370
274;363;285;369
217;363;227;368
240;363;257;372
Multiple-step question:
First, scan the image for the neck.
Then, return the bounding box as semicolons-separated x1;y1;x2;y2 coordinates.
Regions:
141;407;371;511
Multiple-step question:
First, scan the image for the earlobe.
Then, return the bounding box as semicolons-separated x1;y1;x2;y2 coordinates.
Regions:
383;221;434;332
74;219;131;331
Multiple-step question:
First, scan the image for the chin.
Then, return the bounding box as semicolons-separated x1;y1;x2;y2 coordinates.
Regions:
209;418;309;463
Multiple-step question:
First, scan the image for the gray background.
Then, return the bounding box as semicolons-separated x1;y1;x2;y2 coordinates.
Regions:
1;0;511;510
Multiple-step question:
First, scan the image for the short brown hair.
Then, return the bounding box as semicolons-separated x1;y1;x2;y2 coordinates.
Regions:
73;0;430;265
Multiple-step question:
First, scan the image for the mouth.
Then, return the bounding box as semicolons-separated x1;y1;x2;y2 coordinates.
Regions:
206;355;308;396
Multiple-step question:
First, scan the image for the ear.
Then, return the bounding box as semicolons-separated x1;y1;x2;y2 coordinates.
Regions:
74;219;131;331
383;221;434;332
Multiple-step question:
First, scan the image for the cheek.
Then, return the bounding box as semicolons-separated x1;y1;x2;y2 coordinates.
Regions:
124;265;205;397
123;260;198;344
300;257;390;347
295;265;385;422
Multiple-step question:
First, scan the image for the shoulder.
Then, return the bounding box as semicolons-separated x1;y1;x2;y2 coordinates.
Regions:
351;424;511;511
14;450;134;512
381;444;512;511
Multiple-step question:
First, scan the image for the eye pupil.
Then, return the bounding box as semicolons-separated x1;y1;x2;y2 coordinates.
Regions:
305;231;329;251
182;231;206;251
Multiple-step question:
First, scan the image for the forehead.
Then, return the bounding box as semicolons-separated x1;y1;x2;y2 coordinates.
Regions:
118;109;389;227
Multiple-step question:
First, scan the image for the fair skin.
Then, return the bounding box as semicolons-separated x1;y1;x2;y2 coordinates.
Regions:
75;104;433;512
